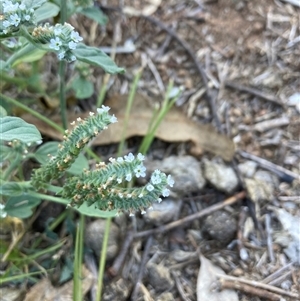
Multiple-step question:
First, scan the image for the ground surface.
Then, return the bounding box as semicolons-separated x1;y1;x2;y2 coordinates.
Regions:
2;1;300;300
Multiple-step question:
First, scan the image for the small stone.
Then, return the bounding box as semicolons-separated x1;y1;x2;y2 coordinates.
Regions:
85;219;119;260
238;160;258;178
144;198;180;226
157;292;175;301
147;156;206;195
244;178;273;203
202;210;237;244
147;263;174;292
102;279;131;301
203;159;239;193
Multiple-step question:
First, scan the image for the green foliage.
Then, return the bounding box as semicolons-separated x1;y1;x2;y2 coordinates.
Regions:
0;117;42;143
0;1;175;296
71;75;94;99
4;194;41;218
34;141;89;175
73;43;125;74
77;6;108;25
35;2;60;22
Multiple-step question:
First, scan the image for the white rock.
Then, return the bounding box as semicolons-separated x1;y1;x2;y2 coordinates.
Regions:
203;159;239;193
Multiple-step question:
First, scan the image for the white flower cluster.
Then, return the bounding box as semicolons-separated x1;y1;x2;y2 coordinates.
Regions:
1;0;35;34
48;23;83;62
111;152;175;198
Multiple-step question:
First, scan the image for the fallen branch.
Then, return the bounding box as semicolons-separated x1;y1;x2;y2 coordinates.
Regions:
135;191;246;238
216;273;299;300
238;150;299;183
225;81;285;107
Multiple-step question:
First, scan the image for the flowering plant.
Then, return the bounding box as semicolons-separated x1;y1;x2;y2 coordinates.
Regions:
0;0;175;218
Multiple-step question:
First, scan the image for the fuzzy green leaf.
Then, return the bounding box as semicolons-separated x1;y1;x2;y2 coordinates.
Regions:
0;182;24;196
78;7;108;25
0;116;42;143
73;44;125;74
4;194;41;218
24;0;47;9
71;76;94;99
35;2;60;23
75;202;117;218
35;141;89;175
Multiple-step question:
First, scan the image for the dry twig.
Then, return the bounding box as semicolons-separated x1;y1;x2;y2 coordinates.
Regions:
216;273;300;300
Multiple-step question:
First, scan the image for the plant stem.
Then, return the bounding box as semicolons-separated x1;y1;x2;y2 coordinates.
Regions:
28;191;69;206
58;0;68;130
117;68;143;156
3;154;22;180
73;213;85;301
0;93;64;133
59;60;67;130
96;216;112;301
139;80;180;154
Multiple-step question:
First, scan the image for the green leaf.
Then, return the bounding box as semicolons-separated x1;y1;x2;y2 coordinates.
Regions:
5;194;41;218
73;44;125;74
68;153;89;175
75;202;117;218
24;0;47;9
35;2;60;22
34;141;59;164
35;141;89;175
71;76;94;99
78;6;108;25
0;182;24;196
0;116;42;143
0;105;7;118
4;42;47;68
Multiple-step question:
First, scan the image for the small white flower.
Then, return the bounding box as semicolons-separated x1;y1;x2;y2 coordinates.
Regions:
157;198;162;203
117;157;124;163
129;212;135;217
146;184;154;192
3;20;11;28
3;1;19;13
97;105;110;114
125;173;132;182
70;55;76;61
9;13;21;26
24;15;30;21
124;153;134;162
138;193;144;198
137;153;145;161
134;164;146;178
167;175;175;187
141;210;146;215
0;203;7;218
19;3;26;10
49;37;62;50
110;115;117;123
54;28;62;36
71;31;83;42
162;188;170;197
68;41;77;50
57;51;65;60
151;170;162;184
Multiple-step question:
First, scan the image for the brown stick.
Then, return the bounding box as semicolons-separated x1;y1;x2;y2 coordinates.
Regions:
216;273;300;300
219;279;284;301
238;150;300;182
134;191;246;238
224;81;285;107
